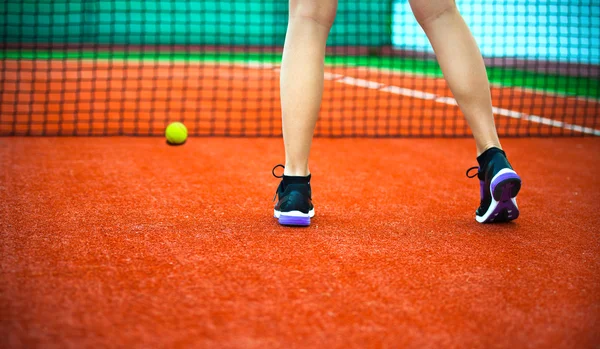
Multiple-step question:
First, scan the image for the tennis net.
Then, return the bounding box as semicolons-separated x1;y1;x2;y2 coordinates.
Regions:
1;0;599;137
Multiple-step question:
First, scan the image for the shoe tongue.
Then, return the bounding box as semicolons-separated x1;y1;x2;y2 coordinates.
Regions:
283;174;311;185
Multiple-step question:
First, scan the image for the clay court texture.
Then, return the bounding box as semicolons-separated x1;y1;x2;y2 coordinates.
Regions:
1;50;600;348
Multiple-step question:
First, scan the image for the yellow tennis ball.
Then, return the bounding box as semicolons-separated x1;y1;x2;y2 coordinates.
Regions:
165;122;188;145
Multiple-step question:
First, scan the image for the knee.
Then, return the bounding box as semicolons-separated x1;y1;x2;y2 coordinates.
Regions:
289;0;338;29
410;0;457;28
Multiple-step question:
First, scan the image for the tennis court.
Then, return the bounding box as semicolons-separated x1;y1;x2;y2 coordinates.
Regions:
1;1;599;348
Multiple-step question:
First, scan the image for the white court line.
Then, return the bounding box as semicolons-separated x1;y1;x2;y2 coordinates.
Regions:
379;85;437;100
337;76;385;90
331;64;600;104
321;71;600;136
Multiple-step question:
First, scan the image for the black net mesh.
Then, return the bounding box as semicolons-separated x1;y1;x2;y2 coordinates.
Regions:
1;0;599;137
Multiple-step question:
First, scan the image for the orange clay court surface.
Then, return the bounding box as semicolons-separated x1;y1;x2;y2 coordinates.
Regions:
1;137;599;348
1;60;600;348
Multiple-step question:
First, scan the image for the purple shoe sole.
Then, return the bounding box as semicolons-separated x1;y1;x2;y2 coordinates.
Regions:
278;215;311;226
492;173;522;201
483;174;522;223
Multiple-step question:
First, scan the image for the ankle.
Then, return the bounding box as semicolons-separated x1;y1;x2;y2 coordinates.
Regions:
284;164;310;177
476;142;502;157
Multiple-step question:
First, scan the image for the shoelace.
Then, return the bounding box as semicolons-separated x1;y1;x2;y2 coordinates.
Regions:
466;166;479;179
272;164;285;178
272;164;285;201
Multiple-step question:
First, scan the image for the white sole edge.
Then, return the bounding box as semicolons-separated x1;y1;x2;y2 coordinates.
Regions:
274;209;315;219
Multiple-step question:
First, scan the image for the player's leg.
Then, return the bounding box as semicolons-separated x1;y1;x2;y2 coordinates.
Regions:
410;0;521;223
410;0;499;155
281;0;337;176
273;0;338;226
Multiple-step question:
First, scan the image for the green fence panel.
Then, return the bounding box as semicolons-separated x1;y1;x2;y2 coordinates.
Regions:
1;0;391;47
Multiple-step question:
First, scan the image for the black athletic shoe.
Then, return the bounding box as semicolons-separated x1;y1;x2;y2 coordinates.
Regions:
467;148;522;223
272;164;314;226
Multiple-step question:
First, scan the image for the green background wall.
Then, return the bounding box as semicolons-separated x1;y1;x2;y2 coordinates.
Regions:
1;0;391;46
